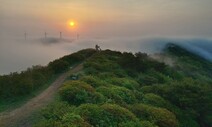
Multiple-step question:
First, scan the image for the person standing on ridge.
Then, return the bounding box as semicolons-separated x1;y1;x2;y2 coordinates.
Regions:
95;44;101;51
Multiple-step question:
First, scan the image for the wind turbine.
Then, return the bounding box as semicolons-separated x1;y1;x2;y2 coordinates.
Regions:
60;32;62;39
45;32;47;39
24;32;27;40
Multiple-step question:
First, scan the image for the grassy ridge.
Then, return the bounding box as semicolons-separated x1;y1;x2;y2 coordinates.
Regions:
34;45;211;127
0;49;96;112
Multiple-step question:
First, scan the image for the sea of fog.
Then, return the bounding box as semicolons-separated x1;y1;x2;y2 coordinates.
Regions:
1;36;212;75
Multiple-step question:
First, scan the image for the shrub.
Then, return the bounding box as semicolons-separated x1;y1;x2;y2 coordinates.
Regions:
48;60;70;73
140;121;159;127
119;121;159;127
62;48;96;64
75;104;106;126
80;75;107;88
96;72;118;79
106;77;140;90
40;102;73;121
76;104;137;127
33;120;63;127
101;104;137;126
97;86;137;104
59;81;97;105
34;102;91;127
84;58;118;72
129;104;178;127
141;78;211;120
142;93;172;109
61;113;91;127
118;121;143;127
137;74;158;85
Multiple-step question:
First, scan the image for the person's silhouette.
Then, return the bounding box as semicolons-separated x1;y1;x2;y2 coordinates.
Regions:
95;44;101;51
95;44;98;51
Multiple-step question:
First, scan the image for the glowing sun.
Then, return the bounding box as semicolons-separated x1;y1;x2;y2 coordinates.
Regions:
69;21;75;27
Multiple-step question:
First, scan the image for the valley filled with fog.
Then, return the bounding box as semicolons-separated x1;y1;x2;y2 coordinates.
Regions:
1;36;212;75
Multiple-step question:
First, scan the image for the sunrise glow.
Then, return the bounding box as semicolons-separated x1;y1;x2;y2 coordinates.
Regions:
69;21;76;28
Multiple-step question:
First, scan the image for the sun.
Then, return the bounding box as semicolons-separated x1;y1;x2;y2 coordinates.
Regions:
69;21;75;27
67;20;78;29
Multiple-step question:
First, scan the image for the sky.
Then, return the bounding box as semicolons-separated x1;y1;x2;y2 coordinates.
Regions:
1;0;212;38
1;0;212;74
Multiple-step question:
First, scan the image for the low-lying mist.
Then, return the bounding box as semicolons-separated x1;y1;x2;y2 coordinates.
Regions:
1;36;212;75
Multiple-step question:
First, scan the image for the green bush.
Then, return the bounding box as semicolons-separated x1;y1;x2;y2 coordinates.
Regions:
40;102;72;121
83;51;122;76
80;75;107;88
59;81;100;105
96;72;118;79
75;104;106;126
0;66;53;101
101;104;137;126
140;78;212;125
34;102;91;127
137;70;171;85
76;104;137;126
33;120;64;127
106;77;140;90
61;113;91;127
137;74;158;85
130;103;178;127
97;85;137;104
140;121;159;127
62;48;96;64
118;121;143;127
84;57;119;72
48;60;70;73
119;121;158;127
142;93;172;109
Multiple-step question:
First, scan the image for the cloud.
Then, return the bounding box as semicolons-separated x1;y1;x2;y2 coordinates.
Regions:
38;38;74;45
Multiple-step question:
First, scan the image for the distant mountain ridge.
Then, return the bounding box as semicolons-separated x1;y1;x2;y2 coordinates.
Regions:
164;43;210;62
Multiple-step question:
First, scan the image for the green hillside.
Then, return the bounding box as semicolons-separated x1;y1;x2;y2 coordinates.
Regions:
0;44;211;127
33;44;211;127
0;49;96;112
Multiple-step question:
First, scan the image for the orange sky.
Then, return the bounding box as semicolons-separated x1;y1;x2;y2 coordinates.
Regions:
1;0;212;38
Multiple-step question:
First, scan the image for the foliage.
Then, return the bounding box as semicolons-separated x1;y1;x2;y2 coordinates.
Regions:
59;81;105;105
130;103;179;127
36;47;212;127
48;60;69;73
3;46;211;127
75;104;137;127
118;52;167;74
142;93;172;109
141;79;211;113
97;85;137;105
34;102;91;127
0;49;96;110
80;75;107;88
105;77;140;90
119;120;158;127
40;102;73;121
140;78;212;127
101;104;137;125
75;104;106;126
0;66;53;100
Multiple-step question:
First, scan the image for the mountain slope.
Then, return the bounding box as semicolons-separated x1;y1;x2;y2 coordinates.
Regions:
0;63;83;127
32;47;212;127
0;49;96;113
163;43;212;82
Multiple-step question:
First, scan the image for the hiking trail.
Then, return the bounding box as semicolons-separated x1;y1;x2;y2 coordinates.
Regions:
0;63;83;127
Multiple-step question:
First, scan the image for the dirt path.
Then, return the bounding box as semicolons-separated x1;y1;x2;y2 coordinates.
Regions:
0;63;83;127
